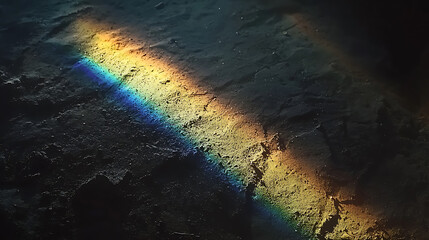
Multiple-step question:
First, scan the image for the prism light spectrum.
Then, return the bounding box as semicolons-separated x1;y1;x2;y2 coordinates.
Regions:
67;18;381;239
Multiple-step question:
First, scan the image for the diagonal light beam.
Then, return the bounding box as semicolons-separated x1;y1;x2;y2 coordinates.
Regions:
67;18;381;239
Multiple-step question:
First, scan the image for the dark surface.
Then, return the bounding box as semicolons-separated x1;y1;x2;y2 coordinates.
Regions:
1;0;429;239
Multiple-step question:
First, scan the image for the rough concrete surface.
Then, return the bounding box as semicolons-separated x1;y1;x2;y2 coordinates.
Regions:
1;0;429;239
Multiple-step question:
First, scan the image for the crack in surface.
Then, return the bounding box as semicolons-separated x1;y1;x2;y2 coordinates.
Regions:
285;124;321;149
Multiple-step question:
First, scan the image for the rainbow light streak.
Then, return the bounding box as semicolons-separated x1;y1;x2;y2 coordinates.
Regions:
73;57;172;133
73;57;240;186
72;57;305;239
68;18;381;239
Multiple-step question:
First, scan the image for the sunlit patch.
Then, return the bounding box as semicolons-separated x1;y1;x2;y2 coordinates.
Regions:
73;57;169;131
72;57;305;239
67;18;381;239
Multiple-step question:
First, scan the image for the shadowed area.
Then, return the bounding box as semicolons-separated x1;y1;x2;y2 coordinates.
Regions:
1;0;429;239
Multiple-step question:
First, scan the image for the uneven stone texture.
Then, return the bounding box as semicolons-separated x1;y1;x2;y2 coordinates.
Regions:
1;0;429;239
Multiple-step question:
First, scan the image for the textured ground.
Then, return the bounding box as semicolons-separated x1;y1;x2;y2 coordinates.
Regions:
1;0;429;239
